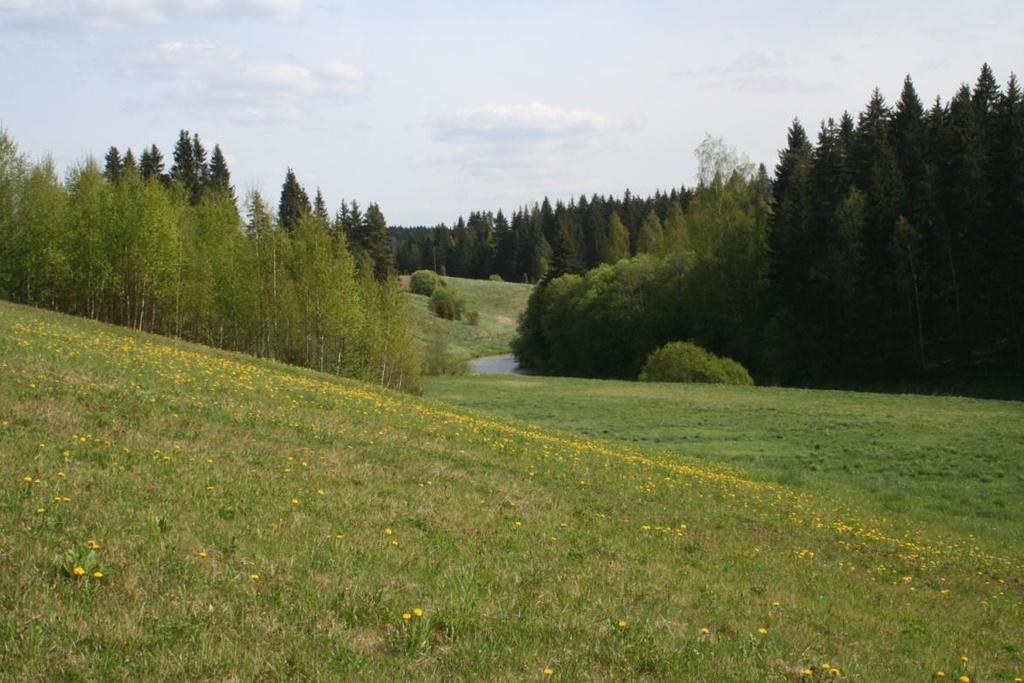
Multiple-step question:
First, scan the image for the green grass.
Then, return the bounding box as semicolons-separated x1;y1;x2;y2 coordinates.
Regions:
402;276;531;363
427;375;1024;548
2;300;1023;681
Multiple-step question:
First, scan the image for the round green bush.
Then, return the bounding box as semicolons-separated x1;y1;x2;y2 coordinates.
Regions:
638;341;754;385
409;269;443;296
429;286;467;320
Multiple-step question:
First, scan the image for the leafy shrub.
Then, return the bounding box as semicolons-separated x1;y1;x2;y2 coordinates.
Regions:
513;255;686;377
422;328;469;376
429;286;466;320
466;310;480;326
488;274;504;282
638;341;754;385
409;269;443;296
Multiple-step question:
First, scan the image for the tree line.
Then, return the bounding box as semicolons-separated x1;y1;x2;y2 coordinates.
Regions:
392;185;697;283
0;129;418;392
515;64;1024;389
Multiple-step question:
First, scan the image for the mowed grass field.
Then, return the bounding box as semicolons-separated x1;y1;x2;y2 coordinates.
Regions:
402;276;532;363
1;301;1022;681
426;376;1024;549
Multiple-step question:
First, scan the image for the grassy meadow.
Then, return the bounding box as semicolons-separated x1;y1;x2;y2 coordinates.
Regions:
2;300;1023;681
426;376;1024;548
402;276;532;364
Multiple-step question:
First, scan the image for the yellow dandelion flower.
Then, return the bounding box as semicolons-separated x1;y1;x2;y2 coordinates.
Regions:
699;627;710;635
935;673;944;679
36;507;45;514
757;627;768;635
291;498;300;505
72;566;86;577
402;612;412;621
413;608;424;618
617;619;627;629
543;668;554;677
196;550;208;558
960;656;969;663
801;670;813;677
250;573;260;581
92;571;103;579
87;540;101;549
384;528;393;535
829;669;841;677
958;677;970;683
22;475;34;483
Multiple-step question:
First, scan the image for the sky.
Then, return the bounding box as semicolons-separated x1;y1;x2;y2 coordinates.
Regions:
1;1;1022;226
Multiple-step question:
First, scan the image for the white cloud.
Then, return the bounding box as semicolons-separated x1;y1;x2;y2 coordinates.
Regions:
431;102;611;186
128;40;366;123
437;102;608;143
0;0;303;28
674;50;830;94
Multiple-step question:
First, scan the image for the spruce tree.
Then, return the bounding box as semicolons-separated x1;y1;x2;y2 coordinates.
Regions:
313;188;330;227
103;146;122;182
191;133;209;204
171;130;197;197
140;144;165;183
122;148;137;175
547;214;584;280
208;144;233;199
278;168;310;233
662;200;688;254
600;211;630;264
364;203;394;280
636;210;664;254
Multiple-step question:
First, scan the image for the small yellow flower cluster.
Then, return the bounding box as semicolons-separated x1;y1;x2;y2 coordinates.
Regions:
401;607;425;621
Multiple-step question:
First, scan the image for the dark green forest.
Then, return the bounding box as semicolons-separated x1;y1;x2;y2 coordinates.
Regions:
0;129;418;391
507;65;1023;389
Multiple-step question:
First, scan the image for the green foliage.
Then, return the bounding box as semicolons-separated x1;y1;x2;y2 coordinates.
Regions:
488;274;503;282
600;211;630;264
514;166;769;380
428;285;466;321
514;255;686;378
359;274;420;393
0;129;419;393
421;326;469;376
59;547;102;581
409;269;443;296
278;167;310;233
638;341;754;385
635;210;664;254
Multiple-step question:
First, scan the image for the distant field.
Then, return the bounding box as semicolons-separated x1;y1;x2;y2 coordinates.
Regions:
402;275;532;364
2;301;1022;681
427;375;1024;547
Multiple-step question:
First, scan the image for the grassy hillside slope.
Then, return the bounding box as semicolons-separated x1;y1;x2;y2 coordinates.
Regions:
402;276;531;363
1;301;1022;681
426;376;1024;548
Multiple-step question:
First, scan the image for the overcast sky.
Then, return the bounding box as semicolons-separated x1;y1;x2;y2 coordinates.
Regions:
1;1;1022;225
